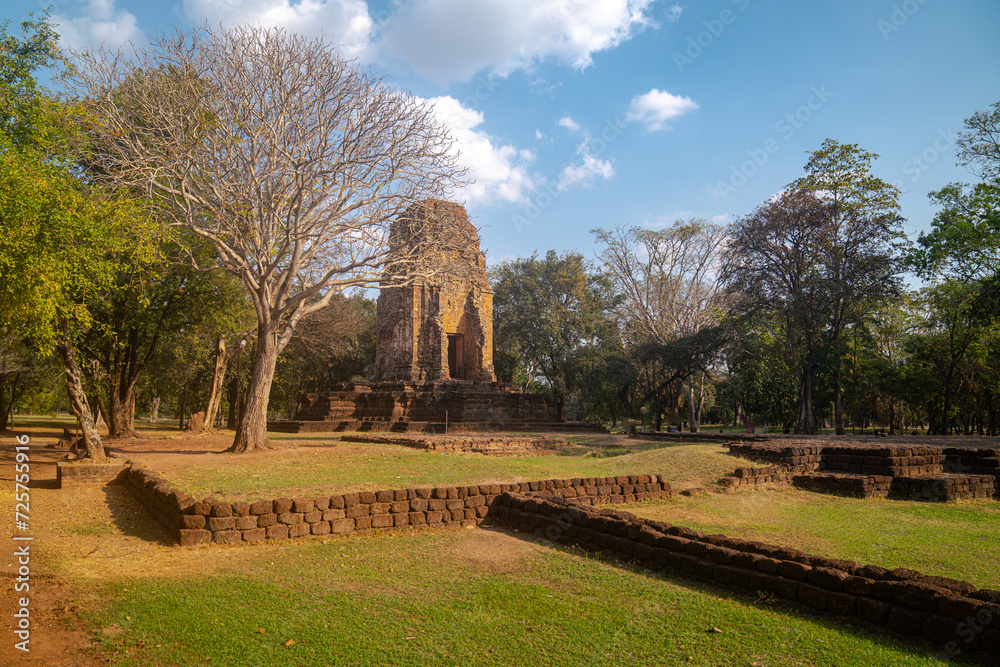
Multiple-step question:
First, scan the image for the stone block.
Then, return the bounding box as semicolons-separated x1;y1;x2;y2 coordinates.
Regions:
210;503;233;518
179;529;211;546
208;517;236;531
273;498;293;514
330;518;355;534
212;530;242;545
242;528;265;543
288;522;311;538
235;516;257;530
266;524;289;540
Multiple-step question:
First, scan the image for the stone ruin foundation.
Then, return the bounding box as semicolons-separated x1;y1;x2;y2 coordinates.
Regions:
724;441;1000;502
340;434;567;456
271;200;604;435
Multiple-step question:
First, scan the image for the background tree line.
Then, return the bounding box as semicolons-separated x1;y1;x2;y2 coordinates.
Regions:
3;14;999;453
490;106;1000;436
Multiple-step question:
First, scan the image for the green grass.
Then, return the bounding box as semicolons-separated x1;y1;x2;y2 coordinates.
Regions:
620;488;1000;589
84;530;955;667
159;440;738;500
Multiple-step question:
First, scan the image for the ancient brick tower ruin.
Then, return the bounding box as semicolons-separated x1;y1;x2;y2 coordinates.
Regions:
374;199;496;384
274;200;605;434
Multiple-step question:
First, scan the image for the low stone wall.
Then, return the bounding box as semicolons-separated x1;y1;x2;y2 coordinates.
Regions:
945;448;1000;476
891;474;996;502
57;461;130;489
340;434;566;456
719;464;809;490
491;492;1000;658
729;442;1000;502
728;443;824;470
121;465;673;547
822;446;945;476
793;473;893;499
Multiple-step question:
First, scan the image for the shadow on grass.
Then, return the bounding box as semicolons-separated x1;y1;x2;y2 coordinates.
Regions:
480;525;995;667
103;485;177;547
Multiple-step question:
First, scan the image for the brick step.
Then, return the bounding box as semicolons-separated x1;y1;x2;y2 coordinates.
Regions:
890;474;997;502
792;472;892;499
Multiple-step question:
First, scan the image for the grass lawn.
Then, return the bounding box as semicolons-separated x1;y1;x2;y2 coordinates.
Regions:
9;421;996;665
83;529;955;667
143;438;739;501
618;488;1000;590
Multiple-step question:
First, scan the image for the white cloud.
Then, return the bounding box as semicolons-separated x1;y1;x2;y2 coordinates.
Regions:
182;0;375;59
558;116;582;132
625;88;698;132
379;0;656;83
557;142;615;192
53;0;142;49
423;96;537;206
665;3;685;22
644;211;693;228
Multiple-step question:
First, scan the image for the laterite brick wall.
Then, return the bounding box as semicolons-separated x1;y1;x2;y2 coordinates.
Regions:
491;492;1000;658
122;466;673;547
57;461;130;489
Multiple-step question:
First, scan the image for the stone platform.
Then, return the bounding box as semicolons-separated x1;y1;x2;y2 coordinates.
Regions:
269;382;608;434
727;441;1000;502
340;434;567;456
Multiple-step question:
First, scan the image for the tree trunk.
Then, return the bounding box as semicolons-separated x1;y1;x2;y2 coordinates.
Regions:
796;365;817;435
227;376;238;429
834;352;845;435
687;375;700;433
178;381;188;431
204;337;233;431
106;370;139;438
149;395;161;423
229;331;280;453
55;319;105;461
0;374;9;431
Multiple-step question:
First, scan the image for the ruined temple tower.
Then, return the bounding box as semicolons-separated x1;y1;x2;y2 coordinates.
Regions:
374;199;496;384
277;199;603;433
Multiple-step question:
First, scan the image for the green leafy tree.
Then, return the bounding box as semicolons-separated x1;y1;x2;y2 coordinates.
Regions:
490;251;619;418
790;139;905;434
0;13;151;459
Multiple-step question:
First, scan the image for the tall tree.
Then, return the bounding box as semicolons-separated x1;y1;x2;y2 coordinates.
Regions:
78;234;245;437
490;251;618;418
722;190;833;433
593;220;729;431
74;25;466;452
790;139;905;434
0;13;152;460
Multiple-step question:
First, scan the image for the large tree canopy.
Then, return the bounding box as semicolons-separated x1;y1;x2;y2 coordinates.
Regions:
73;24;467;452
0;13;154;459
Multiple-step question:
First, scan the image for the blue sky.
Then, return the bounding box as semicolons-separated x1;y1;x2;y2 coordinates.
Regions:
7;0;1000;268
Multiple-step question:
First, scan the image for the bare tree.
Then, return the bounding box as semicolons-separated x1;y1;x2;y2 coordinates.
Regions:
593;220;728;431
722;191;835;434
73;25;466;452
